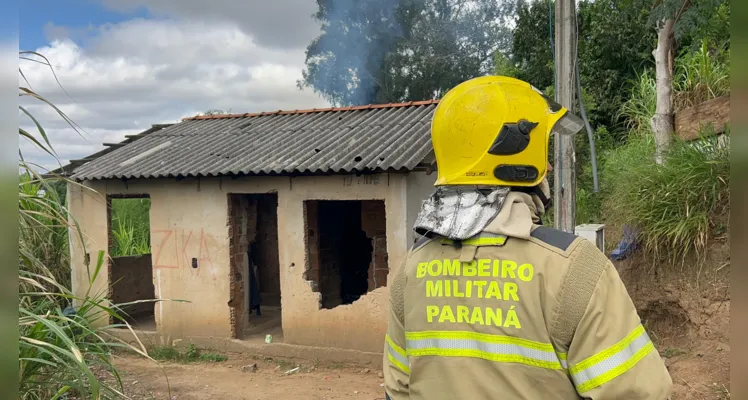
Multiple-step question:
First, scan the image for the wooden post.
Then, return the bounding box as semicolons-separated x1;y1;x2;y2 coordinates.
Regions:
553;0;577;233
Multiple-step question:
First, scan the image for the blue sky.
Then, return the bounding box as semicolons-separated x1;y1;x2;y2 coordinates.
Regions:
20;0;151;51
0;1;18;46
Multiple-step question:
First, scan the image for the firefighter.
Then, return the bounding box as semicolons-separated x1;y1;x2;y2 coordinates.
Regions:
383;76;672;399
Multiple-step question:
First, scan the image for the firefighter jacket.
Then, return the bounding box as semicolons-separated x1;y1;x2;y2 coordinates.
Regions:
383;191;673;399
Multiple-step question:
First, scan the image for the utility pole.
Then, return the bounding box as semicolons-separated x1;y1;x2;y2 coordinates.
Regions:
553;0;577;233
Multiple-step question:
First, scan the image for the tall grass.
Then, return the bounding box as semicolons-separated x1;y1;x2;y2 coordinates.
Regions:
110;198;151;257
616;69;657;136
19;51;153;399
19;173;70;289
673;40;730;110
601;131;729;262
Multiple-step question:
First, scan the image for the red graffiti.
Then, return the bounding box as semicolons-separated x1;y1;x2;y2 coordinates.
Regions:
152;228;216;280
152;230;177;269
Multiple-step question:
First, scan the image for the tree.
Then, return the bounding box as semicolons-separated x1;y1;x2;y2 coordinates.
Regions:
577;0;657;136
648;0;726;163
299;0;515;106
499;0;555;92
651;16;676;165
201;109;229;116
497;0;657;138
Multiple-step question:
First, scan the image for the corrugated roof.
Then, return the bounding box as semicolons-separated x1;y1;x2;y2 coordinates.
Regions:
47;124;173;178
71;100;439;181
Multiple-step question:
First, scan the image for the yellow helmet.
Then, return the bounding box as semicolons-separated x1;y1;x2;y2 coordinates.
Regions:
431;75;583;187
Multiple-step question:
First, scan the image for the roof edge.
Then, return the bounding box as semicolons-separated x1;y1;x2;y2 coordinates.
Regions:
71;165;430;182
43;123;174;179
183;99;441;121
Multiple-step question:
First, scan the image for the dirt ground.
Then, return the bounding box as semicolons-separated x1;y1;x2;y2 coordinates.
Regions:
113;354;385;400
112;341;729;400
614;234;731;400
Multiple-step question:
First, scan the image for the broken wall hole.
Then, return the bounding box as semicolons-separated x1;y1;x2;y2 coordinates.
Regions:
107;194;155;330
227;193;282;340
304;200;389;310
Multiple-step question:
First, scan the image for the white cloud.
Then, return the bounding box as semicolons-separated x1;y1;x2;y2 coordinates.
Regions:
20;17;329;170
98;0;320;49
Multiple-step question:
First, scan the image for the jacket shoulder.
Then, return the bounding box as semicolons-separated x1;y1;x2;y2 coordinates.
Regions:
528;225;582;256
410;234;435;253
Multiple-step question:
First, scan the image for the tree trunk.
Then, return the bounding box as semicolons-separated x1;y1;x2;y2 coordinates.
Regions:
651;19;675;165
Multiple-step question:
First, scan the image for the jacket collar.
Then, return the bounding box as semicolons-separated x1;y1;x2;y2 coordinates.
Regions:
482;191;542;240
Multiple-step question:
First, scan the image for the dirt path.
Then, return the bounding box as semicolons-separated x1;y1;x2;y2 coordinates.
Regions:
113;354;385;400
112;346;729;400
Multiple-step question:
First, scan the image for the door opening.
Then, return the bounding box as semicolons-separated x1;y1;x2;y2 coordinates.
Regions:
107;195;155;330
228;193;282;339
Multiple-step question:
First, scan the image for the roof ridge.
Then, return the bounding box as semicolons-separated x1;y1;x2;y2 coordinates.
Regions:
182;99;440;121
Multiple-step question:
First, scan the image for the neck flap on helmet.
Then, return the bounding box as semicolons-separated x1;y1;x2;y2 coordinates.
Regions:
413;186;511;241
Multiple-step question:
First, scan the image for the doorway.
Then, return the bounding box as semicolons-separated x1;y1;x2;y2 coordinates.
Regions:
227;193;281;339
107;194;155;330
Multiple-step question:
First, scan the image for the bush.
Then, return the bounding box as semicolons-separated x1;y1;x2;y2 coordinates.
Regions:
601;130;729;262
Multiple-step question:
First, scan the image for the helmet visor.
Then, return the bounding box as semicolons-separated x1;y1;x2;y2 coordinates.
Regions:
552;111;584;136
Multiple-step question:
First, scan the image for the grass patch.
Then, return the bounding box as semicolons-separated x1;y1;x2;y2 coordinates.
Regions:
661;347;688;358
199;353;229;362
149;344;227;363
711;383;731;399
19;174;71;289
19;53;158;399
327;361;347;369
616;69;657;136
600;130;729;264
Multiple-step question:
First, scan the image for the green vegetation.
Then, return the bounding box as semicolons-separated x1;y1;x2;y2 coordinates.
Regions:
534;31;729;264
110;198;151;257
601;132;729;261
597;38;730;263
149;344;228;363
19;174;71;289
19;253;152;399
19;51;152;399
673;40;730;110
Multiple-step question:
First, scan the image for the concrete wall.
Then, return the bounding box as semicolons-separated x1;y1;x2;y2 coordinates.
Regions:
362;200;388;291
68;172;410;352
405;171;437;245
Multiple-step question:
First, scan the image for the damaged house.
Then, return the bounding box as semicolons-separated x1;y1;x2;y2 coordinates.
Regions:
62;101;439;352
